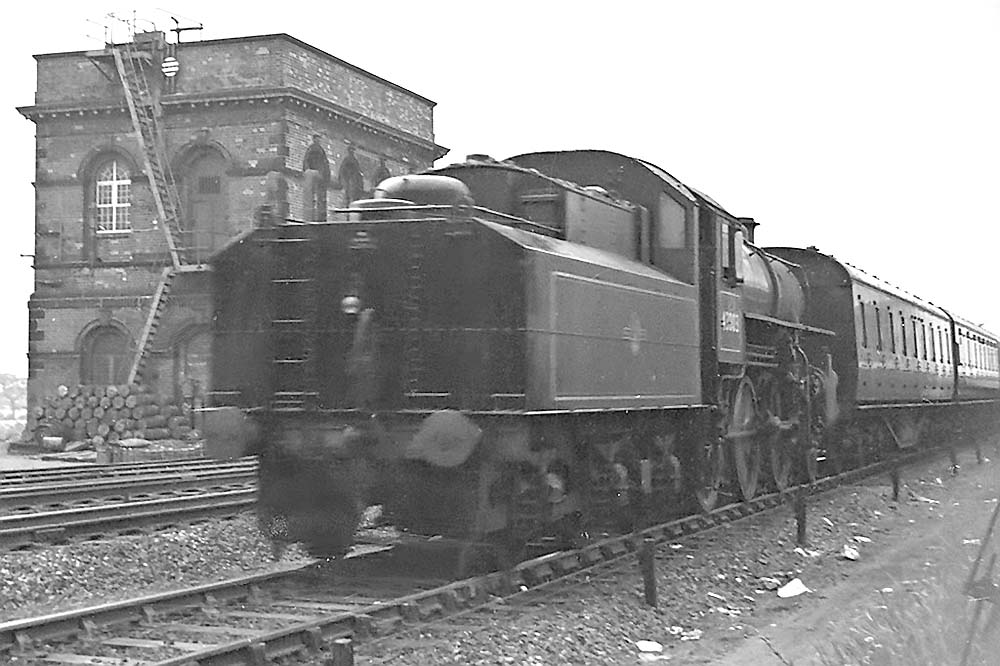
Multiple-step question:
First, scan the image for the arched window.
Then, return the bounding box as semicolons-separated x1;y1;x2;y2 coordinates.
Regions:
81;326;130;385
95;160;132;233
303;143;330;221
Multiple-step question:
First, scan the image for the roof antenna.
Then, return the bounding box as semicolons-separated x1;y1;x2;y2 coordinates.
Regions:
170;16;203;43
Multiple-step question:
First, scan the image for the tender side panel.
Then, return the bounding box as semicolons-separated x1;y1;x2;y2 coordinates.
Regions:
523;252;701;410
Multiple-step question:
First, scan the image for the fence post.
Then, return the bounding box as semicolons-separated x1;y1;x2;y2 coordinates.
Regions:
640;536;657;608
327;637;354;666
795;489;807;546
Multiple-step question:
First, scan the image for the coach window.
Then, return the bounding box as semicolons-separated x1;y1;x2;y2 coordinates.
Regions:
899;312;907;356
874;304;883;351
859;299;868;348
888;312;896;353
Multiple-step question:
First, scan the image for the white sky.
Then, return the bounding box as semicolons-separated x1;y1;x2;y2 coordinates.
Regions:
1;0;998;378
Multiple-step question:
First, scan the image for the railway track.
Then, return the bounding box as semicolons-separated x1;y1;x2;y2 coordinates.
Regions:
0;458;259;550
0;445;958;665
0;457;258;488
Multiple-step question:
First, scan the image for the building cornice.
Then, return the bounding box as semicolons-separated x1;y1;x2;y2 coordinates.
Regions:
18;87;447;158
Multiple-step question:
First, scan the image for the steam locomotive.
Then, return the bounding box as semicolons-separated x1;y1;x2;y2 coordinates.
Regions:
209;150;1000;557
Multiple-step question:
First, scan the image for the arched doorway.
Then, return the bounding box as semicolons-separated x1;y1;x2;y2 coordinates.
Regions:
303;142;330;221
81;325;131;385
174;327;211;407
180;149;228;262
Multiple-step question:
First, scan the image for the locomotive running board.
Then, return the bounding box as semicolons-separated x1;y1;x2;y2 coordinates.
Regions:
744;312;835;337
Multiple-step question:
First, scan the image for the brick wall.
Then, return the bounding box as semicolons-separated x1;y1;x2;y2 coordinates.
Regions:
22;32;443;410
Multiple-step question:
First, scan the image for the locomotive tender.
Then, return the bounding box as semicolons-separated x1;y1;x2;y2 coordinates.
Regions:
209;150;1000;556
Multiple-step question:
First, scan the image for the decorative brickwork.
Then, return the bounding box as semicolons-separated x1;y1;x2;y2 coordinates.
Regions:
19;32;445;410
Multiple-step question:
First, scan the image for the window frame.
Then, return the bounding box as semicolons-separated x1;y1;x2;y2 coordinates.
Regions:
874;303;883;351
859;298;868;349
94;159;132;234
888;311;896;353
899;311;907;356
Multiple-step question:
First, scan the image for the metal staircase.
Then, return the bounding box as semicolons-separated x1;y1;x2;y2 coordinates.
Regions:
112;39;184;268
113;36;195;385
267;229;320;410
126;267;173;385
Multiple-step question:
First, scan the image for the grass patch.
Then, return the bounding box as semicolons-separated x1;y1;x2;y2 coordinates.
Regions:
816;566;999;666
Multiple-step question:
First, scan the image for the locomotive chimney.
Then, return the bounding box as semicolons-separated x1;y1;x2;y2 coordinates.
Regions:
738;216;758;244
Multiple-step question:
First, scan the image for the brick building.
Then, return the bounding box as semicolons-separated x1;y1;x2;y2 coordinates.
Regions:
18;31;445;410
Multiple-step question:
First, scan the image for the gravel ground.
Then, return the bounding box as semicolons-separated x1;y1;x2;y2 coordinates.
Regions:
0;514;310;621
2;450;995;666
356;452;999;665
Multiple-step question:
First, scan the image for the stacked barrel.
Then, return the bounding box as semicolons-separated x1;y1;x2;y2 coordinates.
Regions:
26;384;198;452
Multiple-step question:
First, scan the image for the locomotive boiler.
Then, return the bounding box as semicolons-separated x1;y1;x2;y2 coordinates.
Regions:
208;150;997;558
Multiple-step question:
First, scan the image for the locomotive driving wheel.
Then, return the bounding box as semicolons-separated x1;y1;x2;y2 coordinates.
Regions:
729;376;762;501
757;373;793;491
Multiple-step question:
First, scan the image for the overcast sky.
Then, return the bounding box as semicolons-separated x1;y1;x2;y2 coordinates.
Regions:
2;0;998;378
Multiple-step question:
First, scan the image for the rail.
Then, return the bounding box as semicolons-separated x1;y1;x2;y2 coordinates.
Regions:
0;487;256;550
0;465;257;514
0;442;971;664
